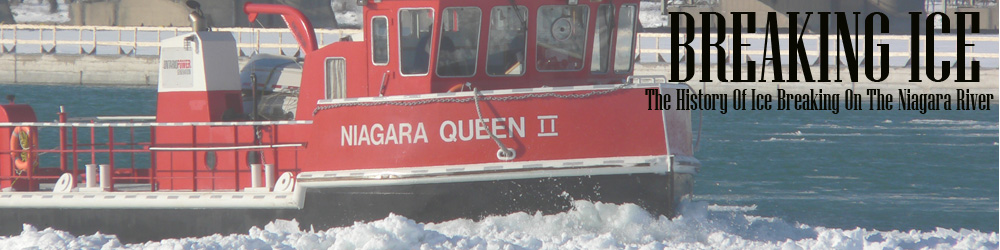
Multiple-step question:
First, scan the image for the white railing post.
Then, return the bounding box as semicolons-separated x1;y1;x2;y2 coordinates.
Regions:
133;27;138;54
77;26;82;54
156;30;161;56
86;164;97;188
727;34;733;64
264;164;275;190
38;26;43;53
99;164;111;190
250;164;262;188
51;26;56;53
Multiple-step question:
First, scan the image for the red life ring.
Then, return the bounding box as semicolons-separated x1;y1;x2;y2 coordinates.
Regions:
9;126;38;172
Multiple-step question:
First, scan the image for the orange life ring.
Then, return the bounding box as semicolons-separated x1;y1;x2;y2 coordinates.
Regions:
447;83;468;92
9;126;38;172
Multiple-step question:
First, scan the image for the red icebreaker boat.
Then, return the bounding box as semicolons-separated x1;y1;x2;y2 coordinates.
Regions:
0;0;698;242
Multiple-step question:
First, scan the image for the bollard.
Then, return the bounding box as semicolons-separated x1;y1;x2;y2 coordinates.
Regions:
99;164;111;190
85;164;97;188
250;164;262;188
264;164;275;191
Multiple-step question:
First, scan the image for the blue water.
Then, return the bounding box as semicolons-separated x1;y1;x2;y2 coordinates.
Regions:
695;101;999;233
1;83;997;235
0;84;157;171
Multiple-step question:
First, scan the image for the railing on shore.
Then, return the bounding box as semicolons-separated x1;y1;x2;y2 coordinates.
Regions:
0;24;359;56
0;24;997;68
635;32;999;68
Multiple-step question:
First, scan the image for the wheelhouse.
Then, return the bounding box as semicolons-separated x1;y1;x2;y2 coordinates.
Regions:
292;0;640;120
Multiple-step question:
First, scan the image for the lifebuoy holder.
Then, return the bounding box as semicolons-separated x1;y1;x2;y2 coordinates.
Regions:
447;82;472;92
9;126;38;172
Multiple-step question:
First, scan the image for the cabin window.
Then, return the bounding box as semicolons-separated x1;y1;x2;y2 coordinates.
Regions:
398;8;435;76
486;5;527;76
590;4;612;73
613;4;638;73
436;7;482;77
326;57;346;99
535;5;589;72
371;16;389;65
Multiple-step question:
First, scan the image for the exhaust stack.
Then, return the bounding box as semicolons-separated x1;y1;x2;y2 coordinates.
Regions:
243;2;318;55
186;0;209;32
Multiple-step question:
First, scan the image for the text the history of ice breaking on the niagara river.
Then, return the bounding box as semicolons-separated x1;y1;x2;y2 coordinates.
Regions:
644;89;995;114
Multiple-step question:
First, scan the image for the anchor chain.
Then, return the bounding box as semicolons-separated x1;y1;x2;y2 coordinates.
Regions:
472;87;514;160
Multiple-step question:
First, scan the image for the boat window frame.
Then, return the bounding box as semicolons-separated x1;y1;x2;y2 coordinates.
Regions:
534;4;590;72
397;8;436;77
325;57;347;99
590;4;613;74
435;6;483;78
370;16;390;66
485;5;529;77
613;4;638;74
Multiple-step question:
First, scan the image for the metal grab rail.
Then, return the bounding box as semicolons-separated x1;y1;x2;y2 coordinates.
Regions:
1;124;154;192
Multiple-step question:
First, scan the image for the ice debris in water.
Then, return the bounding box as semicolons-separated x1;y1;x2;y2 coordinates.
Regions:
0;200;997;249
0;224;122;249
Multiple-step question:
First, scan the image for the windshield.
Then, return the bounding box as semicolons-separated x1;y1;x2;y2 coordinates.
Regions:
437;7;482;77
590;4;612;73
613;4;637;73
535;5;589;71
399;9;435;75
486;6;528;76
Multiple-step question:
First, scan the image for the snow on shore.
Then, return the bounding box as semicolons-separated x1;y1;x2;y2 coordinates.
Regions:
10;1;70;24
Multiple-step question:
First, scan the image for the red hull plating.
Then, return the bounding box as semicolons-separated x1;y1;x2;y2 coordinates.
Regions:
147;84;693;190
305;85;691;170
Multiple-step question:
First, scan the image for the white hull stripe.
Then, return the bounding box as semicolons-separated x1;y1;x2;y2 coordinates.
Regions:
66;116;156;122
297;155;675;181
0;191;303;209
0;157;698;209
149;143;305;151
296;164;683;189
0;120;312;127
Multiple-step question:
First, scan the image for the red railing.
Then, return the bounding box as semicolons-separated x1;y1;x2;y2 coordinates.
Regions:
1;117;307;192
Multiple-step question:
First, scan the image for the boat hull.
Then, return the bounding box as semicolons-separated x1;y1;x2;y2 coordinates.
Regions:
0;171;693;243
0;83;699;242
